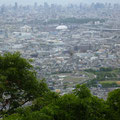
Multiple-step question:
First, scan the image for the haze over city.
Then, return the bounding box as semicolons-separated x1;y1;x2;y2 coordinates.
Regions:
0;0;120;5
0;0;120;119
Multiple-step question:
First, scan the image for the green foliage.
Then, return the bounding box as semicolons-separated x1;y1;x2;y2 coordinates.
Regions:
73;84;91;98
99;67;113;72
107;89;120;120
86;67;120;87
1;54;120;120
3;111;53;120
32;91;59;111
23;112;52;120
2;113;22;120
72;84;107;120
0;52;48;115
88;96;108;120
3;86;120;120
101;82;119;88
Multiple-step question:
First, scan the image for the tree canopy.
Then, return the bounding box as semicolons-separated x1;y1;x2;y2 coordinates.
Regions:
1;83;120;120
0;52;48;116
0;52;120;120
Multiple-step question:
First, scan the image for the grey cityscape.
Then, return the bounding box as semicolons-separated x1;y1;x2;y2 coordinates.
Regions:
0;2;120;99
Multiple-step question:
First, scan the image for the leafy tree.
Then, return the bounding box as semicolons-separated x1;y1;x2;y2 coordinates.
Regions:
2;113;22;120
72;84;92;120
73;84;91;98
88;96;108;120
107;89;120;120
0;52;48;115
73;84;108;120
2;73;120;120
53;94;77;120
32;91;59;111
23;111;53;120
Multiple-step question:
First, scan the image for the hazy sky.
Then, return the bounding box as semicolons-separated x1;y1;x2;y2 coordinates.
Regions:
0;0;120;5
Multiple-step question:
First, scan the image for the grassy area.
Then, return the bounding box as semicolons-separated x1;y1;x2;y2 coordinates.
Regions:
82;72;95;79
100;81;120;85
63;72;95;83
64;76;84;82
100;81;116;84
85;68;120;87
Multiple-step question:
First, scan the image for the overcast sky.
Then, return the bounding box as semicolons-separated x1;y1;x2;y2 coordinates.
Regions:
0;0;120;5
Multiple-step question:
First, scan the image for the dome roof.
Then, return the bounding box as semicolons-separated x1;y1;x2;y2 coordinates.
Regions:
56;25;68;30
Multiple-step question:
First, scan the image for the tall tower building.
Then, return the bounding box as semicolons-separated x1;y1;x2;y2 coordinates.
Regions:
44;2;49;9
34;2;38;9
14;2;18;10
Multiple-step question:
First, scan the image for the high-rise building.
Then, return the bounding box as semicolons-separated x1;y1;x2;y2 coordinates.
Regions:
0;5;6;14
14;2;18;10
44;2;49;9
34;2;38;9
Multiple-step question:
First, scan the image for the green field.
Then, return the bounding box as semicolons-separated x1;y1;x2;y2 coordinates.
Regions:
63;72;95;83
100;81;116;84
52;71;95;87
100;81;120;85
64;76;84;82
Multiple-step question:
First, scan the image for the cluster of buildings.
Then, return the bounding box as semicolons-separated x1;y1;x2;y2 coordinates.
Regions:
0;2;120;98
90;87;120;100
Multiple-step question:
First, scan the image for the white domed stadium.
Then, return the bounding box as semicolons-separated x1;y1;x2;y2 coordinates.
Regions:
56;25;68;30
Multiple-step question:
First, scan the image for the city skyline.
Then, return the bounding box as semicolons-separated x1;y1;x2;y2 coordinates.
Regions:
0;0;120;5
